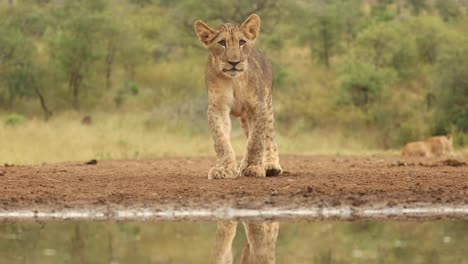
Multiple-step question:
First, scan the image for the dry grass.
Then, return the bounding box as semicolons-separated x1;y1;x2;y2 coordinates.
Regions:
5;112;466;165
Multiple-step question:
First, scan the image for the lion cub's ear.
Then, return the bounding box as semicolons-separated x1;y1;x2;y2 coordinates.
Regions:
194;20;217;46
241;14;261;41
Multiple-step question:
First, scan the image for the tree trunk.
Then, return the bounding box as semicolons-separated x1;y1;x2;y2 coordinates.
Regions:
105;51;114;90
319;20;331;68
33;86;52;121
7;91;14;112
70;72;82;111
322;30;330;68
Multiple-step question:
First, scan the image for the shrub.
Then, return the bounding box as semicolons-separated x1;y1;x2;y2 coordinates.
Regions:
4;114;26;126
339;62;396;109
352;22;418;80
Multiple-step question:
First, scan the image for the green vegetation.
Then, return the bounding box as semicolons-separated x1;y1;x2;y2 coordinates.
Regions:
0;0;467;163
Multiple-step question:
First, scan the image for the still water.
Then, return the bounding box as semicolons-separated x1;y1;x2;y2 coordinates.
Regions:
0;220;467;264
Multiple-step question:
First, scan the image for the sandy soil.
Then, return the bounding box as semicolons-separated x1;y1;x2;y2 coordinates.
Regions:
0;155;467;217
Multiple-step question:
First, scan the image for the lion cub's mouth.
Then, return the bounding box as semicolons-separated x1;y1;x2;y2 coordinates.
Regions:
222;68;244;72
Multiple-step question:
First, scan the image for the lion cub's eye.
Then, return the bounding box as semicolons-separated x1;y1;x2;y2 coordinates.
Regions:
239;40;246;46
218;40;226;47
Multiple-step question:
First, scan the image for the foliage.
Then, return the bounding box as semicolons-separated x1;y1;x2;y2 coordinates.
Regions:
406;0;431;15
351;22;418;80
433;40;468;133
339;62;395;109
0;0;467;149
114;81;140;108
435;0;464;22
46;0;109;110
299;0;364;67
408;16;456;64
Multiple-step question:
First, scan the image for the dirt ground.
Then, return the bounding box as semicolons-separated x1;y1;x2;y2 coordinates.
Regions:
0;155;467;215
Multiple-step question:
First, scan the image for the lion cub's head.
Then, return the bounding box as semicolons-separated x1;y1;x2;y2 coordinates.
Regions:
194;14;261;77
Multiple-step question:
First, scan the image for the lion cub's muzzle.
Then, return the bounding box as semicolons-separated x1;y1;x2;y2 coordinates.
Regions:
222;60;245;74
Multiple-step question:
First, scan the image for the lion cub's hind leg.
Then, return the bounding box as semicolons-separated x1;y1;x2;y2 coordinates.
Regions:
238;105;267;178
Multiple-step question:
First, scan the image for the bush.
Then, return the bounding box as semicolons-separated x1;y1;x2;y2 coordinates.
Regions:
4;114;26;126
408;16;456;64
339;62;396;109
114;81;140;108
352;22;419;80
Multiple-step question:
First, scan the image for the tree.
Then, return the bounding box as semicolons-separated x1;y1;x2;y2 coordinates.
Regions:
435;0;463;22
406;0;430;15
370;0;398;22
339;62;396;110
433;41;468;133
338;0;364;48
47;0;108;110
298;0;363;68
408;16;456;64
162;0;287;57
0;8;52;119
351;22;418;80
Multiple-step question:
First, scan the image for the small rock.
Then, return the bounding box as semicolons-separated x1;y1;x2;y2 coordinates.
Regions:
85;159;98;165
0;171;4;176
81;115;93;125
271;190;279;196
442;159;466;167
307;186;313;193
396;161;407;166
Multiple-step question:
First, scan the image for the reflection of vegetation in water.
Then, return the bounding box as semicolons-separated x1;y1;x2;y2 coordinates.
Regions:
0;222;218;263
0;221;467;263
278;221;468;263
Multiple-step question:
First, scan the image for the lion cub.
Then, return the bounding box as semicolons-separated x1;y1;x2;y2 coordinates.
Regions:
194;14;282;179
402;135;454;157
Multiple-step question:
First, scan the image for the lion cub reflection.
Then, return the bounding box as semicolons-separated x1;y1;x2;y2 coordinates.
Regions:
212;221;279;264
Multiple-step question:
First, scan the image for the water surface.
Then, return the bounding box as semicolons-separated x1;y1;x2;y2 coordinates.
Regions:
1;220;468;263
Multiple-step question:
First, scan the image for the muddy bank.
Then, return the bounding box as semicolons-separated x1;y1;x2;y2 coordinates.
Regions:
0;155;467;220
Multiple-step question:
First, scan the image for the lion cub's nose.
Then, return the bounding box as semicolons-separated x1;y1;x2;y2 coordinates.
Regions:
228;60;240;67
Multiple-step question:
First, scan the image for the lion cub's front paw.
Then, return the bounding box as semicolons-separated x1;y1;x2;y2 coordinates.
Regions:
238;164;266;178
264;162;283;177
208;166;237;180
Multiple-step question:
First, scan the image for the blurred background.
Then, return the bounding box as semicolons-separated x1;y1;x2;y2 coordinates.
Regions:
0;0;467;164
